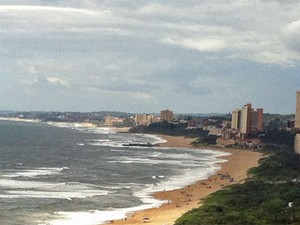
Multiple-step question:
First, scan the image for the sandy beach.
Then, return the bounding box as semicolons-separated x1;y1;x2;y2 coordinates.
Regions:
102;134;263;225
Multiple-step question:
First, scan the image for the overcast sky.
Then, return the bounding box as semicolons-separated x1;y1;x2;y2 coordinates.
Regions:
0;0;300;114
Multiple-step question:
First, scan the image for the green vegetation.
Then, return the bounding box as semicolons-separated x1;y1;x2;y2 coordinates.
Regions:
263;113;294;126
176;181;300;225
129;121;209;138
192;135;218;146
129;121;218;145
250;150;300;182
260;130;295;148
175;149;300;225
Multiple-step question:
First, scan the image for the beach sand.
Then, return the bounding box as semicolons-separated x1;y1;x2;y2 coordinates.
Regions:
103;135;263;225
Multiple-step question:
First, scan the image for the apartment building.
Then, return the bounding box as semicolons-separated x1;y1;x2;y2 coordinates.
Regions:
231;103;263;137
135;114;155;126
160;109;173;122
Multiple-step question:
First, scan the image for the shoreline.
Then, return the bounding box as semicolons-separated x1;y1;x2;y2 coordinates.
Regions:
102;134;263;225
0;119;263;224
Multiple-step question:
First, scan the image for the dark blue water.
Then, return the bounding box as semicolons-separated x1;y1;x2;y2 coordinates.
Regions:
0;120;228;225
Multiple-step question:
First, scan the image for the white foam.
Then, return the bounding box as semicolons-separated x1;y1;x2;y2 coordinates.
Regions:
1;167;68;178
44;206;139;225
44;200;165;225
42;148;229;225
149;151;162;157
87;139;155;149
0;189;109;199
151;175;164;179
48;154;224;225
139;134;167;145
47;122;117;135
150;165;221;192
0;117;41;123
44;210;127;225
0;179;110;199
108;156;156;164
107;148;229;166
87;139;124;148
106;148;230;220
86;133;167;149
0;179;66;189
91;127;117;134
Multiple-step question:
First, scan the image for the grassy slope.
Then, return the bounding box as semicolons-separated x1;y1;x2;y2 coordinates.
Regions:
175;149;300;225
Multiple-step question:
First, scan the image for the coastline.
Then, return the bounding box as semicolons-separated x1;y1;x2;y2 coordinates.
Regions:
103;134;263;225
0;119;263;224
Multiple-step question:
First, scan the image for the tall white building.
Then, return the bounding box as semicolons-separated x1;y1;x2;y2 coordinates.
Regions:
239;104;252;135
231;109;240;129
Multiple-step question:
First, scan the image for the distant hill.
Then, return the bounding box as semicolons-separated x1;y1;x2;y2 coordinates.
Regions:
95;111;135;117
175;113;230;118
263;113;295;123
0;110;16;115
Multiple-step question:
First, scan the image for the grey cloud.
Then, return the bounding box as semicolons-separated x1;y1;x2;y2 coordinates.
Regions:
1;1;300;113
1;1;299;67
30;76;70;89
283;20;300;54
89;77;156;93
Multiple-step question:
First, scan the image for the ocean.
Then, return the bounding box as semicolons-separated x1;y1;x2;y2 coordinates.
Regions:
0;120;229;225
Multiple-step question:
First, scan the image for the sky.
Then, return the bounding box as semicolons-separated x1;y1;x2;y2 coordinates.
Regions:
0;0;300;114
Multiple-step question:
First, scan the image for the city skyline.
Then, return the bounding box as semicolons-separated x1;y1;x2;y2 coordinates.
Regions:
1;1;300;114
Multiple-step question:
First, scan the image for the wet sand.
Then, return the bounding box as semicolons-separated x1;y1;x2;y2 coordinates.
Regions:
103;134;263;225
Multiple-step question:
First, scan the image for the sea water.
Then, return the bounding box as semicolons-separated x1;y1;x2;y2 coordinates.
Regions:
0;120;230;225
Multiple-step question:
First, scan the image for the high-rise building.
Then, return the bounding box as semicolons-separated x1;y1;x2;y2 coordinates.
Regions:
231;109;240;129
295;91;300;129
240;103;252;135
294;91;300;153
251;108;264;131
256;108;264;131
231;103;263;137
160;109;173;122
135;114;155;126
295;134;300;154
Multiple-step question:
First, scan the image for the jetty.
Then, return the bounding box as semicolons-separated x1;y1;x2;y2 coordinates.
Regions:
122;142;157;147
